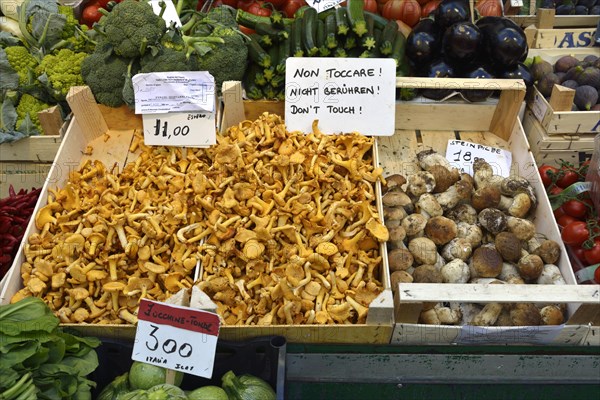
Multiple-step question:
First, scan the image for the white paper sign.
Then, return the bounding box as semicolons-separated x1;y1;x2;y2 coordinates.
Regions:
132;71;215;115
132;299;221;378
305;0;343;13
285;57;396;136
143;111;216;147
456;325;564;345
445;139;512;177
530;91;549;123
148;0;182;27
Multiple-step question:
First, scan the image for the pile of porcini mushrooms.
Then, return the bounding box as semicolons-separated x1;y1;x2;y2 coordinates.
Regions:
12;112;389;326
383;150;566;327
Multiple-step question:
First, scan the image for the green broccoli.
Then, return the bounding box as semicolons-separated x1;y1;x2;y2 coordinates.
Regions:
16;93;49;134
37;49;86;101
97;0;167;58
81;48;129;108
140;47;192;74
189;25;248;94
3;46;39;86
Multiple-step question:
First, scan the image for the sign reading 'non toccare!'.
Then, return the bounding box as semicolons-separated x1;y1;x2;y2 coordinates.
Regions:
132;299;221;378
285;57;396;136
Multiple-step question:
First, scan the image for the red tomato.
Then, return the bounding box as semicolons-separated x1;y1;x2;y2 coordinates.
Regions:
421;0;441;16
561;221;590;246
364;0;379;13
247;0;273;16
570;245;588;264
281;0;306;17
563;199;588;219
549;186;563;196
557;214;578;228
595;266;600;284
538;165;559;188
81;2;104;28
96;0;111;7
553;206;566;219
556;170;579;188
584;239;600;265
265;0;287;8
237;0;254;11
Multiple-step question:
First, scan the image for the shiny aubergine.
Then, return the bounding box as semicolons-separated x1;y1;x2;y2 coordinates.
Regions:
406;18;441;68
419;58;456;100
434;0;471;33
442;21;483;71
461;66;495;102
476;17;528;68
498;63;534;89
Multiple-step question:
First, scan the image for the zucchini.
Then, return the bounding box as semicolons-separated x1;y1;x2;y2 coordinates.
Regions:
263;66;276;82
247;36;272;68
361;13;376;50
379;20;398;56
276;26;290;74
263;84;277;100
347;0;368;37
316;19;326;49
268;41;279;70
255;22;289;43
270;73;285;89
363;10;390;30
270;9;285;29
390;31;407;69
244;63;266;96
302;6;319;56
251;31;273;49
344;32;358;50
334;7;349;36
334;47;348;57
291;17;304;57
236;9;293;30
324;13;337;49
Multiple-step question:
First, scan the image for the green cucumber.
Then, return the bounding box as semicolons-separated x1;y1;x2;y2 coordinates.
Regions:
270;9;285;29
335;7;349;36
390;30;407;69
247;36;271;68
344;32;358;50
236;9;293;29
251;32;273;49
324;13;338;49
316;19;326;49
334;47;348;57
276;26;290;74
291;17;304;57
255;22;289;43
363;10;390;30
347;0;368;37
379;20;398;56
361;13;376;50
302;6;319;56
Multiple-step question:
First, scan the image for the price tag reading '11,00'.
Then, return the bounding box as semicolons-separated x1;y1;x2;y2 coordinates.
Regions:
132;299;221;378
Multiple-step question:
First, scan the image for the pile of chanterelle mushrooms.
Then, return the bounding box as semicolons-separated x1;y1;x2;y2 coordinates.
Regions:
382;150;567;327
12;112;389;326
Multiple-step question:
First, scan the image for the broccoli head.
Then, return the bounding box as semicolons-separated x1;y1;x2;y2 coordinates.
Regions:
140;47;192;73
190;25;248;94
81;49;129;108
3;46;39;86
16;93;50;134
37;49;86;101
99;0;167;58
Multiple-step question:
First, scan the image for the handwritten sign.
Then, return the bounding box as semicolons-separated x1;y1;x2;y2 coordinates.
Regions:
304;0;343;13
456;325;563;345
285;57;396;136
132;71;216;147
445;140;512;177
132;299;221;378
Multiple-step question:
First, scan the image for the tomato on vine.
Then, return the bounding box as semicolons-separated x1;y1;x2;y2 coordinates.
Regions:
556;168;579;189
562;199;588;219
247;1;273;16
561;221;590;246
595;266;600;284
539;165;559;188
584;239;600;265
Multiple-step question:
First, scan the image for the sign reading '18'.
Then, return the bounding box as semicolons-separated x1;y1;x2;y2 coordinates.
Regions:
132;299;221;378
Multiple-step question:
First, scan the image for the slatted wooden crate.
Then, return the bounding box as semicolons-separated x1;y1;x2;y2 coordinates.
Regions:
522;9;599;48
384;77;599;345
508;4;600;28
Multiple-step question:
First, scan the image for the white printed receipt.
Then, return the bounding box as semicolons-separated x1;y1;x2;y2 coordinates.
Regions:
285;57;397;136
132;71;215;114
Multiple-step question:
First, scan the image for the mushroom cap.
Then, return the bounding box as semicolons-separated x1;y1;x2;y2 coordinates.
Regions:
533;240;561;265
416;193;443;218
383;174;407;192
428;165;460;193
390;270;413;292
494;232;522;262
517;254;544;281
425;216;457;245
388;248;414;272
540;305;565;325
366;218;389;242
382;191;412;207
508;192;532;218
446;203;478;225
103;281;126;291
441;238;472;261
472;186;501;211
507;217;536;241
441;259;470;283
412;265;443;284
408;237;438;265
472;246;503;278
407;171;436;197
316;242;338;256
402;214;428;236
510;303;542;326
384;206;407;221
478;208;507;235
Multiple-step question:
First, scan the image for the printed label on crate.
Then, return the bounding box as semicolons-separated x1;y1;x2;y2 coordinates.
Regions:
445;140;512;177
305;0;343;13
132;299;221;378
456;325;564;345
530;91;549;123
285;57;396;136
550;29;597;48
142;112;216;147
132;71;215;114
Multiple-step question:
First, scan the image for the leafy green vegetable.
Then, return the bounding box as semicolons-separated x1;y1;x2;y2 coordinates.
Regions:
0;298;101;400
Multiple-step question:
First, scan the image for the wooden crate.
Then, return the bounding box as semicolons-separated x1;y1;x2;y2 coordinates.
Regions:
385;77;599;345
522;109;595;167
526;49;600;135
508;6;600;28
0;85;395;344
523;9;598;48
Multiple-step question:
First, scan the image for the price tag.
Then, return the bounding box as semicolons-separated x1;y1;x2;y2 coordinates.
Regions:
143;112;216;147
132;299;221;378
285;57;396;136
304;0;343;13
456;325;564;345
445;139;512;177
132;71;216;147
